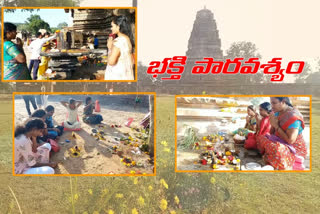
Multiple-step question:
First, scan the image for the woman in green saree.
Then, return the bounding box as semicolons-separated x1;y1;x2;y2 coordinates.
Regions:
3;22;31;80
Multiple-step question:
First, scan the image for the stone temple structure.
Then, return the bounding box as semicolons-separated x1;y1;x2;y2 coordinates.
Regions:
186;6;223;60
161;6;224;92
183;6;224;82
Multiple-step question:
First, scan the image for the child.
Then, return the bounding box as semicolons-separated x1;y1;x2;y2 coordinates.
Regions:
83;97;103;124
45;105;64;139
61;99;82;130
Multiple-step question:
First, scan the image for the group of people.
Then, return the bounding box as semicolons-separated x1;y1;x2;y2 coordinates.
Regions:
4;14;135;81
14;96;104;174
3;22;58;80
240;97;307;170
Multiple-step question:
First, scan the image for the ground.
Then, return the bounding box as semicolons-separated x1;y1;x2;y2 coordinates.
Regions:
176;123;311;171
0;96;320;213
14;98;153;175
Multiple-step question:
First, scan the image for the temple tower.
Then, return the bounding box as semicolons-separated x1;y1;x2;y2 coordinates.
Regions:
186;6;223;60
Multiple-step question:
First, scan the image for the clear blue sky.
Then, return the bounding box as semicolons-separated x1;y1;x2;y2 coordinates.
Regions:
3;9;73;27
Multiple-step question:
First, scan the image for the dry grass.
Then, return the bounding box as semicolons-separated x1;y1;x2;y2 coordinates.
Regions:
0;96;319;213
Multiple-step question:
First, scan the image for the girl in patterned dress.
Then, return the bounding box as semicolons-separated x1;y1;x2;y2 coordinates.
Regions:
14;119;57;174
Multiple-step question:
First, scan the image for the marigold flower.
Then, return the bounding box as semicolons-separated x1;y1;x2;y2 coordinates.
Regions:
210;177;216;184
161;141;168;146
138;196;145;206
88;189;93;195
160;179;169;189
132;208;139;214
116;193;124;198
160;199;167;211
148;185;153;191
174;195;179;205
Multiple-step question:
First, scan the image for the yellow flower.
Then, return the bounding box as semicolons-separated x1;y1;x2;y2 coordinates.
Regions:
108;210;114;214
102;189;108;194
130;170;136;174
163;148;171;153
116;193;124;198
88;189;93;195
132;161;136;166
132;208;139;214
174;195;180;205
138;196;145;206
82;212;88;214
210;177;216;184
160;179;169;189
74;194;79;201
148;185;153;191
170;211;177;214
160;199;168;211
133;177;138;185
203;136;207;140
161;141;168;146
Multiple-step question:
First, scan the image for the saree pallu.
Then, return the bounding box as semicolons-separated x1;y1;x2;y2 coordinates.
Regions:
4;60;32;80
257;134;307;170
4;41;31;80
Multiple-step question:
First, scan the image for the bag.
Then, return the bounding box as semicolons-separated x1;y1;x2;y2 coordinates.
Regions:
49;139;60;152
244;133;257;150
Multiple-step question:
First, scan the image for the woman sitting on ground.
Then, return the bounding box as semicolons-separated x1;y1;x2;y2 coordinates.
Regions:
245;102;272;150
14;119;57;174
83;97;103;124
233;105;257;137
61;99;82;130
31;109;51;142
245;105;257;132
257;97;307;170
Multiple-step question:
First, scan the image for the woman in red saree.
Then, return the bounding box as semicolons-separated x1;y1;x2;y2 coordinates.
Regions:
244;102;271;150
257;97;307;170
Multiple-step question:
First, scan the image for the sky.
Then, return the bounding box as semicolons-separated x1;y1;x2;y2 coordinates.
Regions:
138;0;320;67
3;9;73;27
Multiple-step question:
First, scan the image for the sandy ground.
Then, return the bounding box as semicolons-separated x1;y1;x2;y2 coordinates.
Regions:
14;99;154;175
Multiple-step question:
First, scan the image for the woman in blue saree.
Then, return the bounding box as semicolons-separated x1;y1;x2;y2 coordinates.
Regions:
3;22;31;80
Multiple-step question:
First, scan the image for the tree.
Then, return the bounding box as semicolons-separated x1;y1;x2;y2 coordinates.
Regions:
3;0;79;7
25;14;51;35
57;22;68;29
295;62;312;83
225;41;264;84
